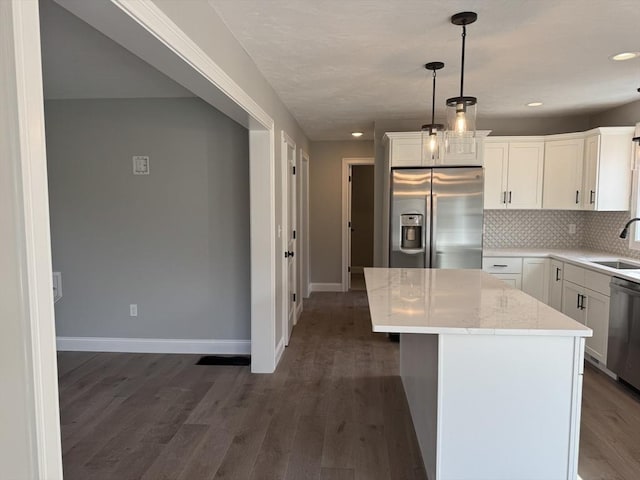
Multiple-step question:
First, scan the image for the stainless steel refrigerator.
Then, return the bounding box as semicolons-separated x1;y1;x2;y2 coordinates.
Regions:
389;167;483;269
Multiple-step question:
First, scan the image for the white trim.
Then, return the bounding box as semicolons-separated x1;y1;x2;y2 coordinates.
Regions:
300;148;311;299
310;283;343;293
296;301;304;320
281;131;297;346
56;337;250;355
112;0;273;130
341;157;375;292
275;337;285;366
8;2;63;477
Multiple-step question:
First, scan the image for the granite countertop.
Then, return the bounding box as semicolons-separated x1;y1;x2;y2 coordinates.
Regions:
364;268;592;337
484;248;640;282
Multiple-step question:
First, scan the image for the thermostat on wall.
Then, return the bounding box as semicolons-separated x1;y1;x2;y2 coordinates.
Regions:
133;156;150;175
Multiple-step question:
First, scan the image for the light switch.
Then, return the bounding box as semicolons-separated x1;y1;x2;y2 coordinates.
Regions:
52;272;62;303
133;156;150;175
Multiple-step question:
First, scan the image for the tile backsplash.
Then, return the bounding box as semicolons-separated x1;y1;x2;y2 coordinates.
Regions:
582;211;640;260
484;209;640;259
484;210;584;249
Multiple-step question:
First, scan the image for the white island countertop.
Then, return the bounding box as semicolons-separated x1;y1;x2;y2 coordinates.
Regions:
364;267;592;337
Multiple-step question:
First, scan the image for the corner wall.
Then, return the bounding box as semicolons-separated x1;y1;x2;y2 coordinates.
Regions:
47;97;251;342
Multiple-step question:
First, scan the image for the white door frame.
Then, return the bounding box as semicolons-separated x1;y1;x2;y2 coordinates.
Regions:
281;131;297;345
341;157;375;291
4;1;284;473
1;2;63;477
300;149;311;299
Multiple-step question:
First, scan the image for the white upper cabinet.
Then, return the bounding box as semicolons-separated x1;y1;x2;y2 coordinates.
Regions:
384;131;490;168
582;127;635;211
542;137;584;210
484;139;544;209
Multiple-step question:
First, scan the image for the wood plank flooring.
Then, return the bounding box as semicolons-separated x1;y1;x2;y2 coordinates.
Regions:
57;291;640;480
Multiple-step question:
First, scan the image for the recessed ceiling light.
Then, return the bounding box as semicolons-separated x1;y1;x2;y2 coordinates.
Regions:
611;52;639;61
527;102;543;107
351;132;364;137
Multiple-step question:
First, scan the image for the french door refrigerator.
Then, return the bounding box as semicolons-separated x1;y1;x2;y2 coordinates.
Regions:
389;167;484;269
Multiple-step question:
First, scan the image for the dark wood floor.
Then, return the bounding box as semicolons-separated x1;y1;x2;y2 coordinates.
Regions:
57;291;640;480
58;292;425;480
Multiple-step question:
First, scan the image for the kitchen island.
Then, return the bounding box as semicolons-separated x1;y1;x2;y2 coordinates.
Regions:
364;268;592;480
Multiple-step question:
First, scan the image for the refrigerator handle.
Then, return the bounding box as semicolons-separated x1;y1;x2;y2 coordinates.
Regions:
430;194;437;268
425;194;432;268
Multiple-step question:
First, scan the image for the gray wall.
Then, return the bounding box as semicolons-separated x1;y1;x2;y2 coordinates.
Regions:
46;97;250;340
350;165;374;268
309;140;374;283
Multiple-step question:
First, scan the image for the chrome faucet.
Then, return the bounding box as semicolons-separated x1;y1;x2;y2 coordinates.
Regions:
619;218;640;239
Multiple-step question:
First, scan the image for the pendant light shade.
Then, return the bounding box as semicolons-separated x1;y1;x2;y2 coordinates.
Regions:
422;61;445;164
446;11;478;156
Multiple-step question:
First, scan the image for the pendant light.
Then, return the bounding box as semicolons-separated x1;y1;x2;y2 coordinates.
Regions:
422;61;445;163
446;11;478;154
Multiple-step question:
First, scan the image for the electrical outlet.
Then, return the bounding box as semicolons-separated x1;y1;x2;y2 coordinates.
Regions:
568;224;576;235
129;304;138;317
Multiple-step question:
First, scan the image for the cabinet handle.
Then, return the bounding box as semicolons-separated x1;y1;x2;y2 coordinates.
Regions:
508;191;512;204
576;293;581;309
555;267;560;282
575;190;580;204
590;190;595;204
492;264;508;267
580;294;587;310
502;191;507;204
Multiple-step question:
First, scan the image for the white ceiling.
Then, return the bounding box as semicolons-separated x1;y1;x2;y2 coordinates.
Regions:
40;0;194;100
209;0;640;140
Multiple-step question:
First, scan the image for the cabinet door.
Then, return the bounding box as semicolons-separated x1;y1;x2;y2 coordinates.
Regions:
483;143;508;209
562;281;585;324
491;273;522;289
543;139;584;210
506;142;544;209
584;289;610;364
390;137;422;167
522;258;549;303
582;135;599;210
548;260;563;311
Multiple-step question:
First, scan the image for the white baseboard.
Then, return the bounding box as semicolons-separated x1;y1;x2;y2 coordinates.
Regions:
310;282;343;293
56;336;251;355
585;355;617;380
295;301;303;322
275;337;285;365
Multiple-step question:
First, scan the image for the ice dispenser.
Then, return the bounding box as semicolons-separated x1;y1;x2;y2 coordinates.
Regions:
400;214;423;251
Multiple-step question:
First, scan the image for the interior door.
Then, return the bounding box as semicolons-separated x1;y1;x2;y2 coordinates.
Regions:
286;141;297;344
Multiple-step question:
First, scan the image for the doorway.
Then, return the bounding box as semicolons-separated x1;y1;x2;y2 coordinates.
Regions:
341;157;375;291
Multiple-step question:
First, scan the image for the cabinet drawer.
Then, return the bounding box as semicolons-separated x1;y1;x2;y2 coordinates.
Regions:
585;270;611;296
483;257;523;274
563;263;585;285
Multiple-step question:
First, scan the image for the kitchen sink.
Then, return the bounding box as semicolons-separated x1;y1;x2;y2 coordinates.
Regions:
592;260;640;270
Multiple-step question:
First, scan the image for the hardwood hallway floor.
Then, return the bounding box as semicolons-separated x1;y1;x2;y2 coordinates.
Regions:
57;291;640;480
57;292;425;480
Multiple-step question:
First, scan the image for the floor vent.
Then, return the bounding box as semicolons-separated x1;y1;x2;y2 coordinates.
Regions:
195;355;250;366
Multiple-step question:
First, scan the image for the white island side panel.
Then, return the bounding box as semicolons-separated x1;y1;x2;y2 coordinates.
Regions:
401;333;584;480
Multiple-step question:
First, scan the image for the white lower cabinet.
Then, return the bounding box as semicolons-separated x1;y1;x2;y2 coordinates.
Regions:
549;260;563;311
483;257;548;301
522;258;549;303
482;257;522;289
560;264;611;365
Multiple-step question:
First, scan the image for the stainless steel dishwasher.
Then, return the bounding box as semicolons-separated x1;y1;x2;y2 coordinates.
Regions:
608;277;640;390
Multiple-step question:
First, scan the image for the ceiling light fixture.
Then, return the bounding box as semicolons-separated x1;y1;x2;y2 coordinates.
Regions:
351;132;363;137
527;102;543;107
611;52;639;61
446;11;478;155
422;61;445;163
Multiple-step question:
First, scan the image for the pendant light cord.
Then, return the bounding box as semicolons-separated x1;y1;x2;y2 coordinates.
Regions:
431;70;436;125
460;25;466;98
